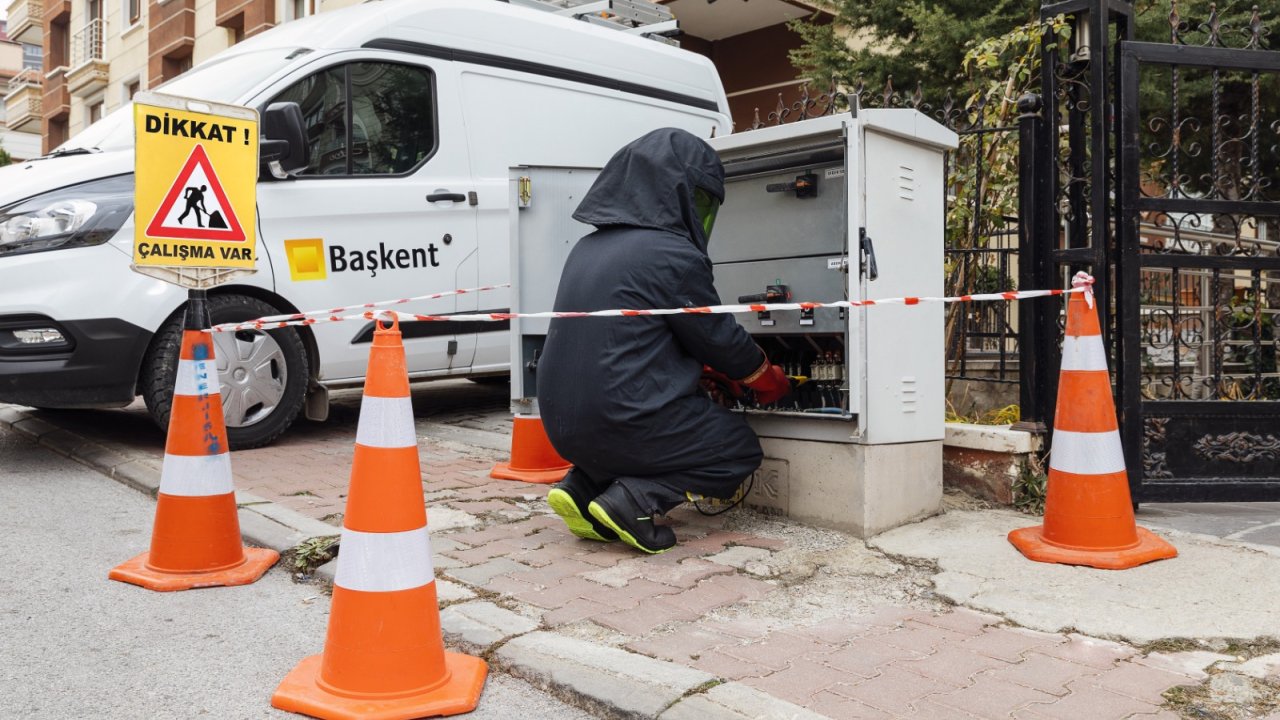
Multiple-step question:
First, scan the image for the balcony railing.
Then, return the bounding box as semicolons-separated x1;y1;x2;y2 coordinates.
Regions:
3;67;44;132
5;0;44;45
6;67;43;94
68;18;110;96
71;18;106;69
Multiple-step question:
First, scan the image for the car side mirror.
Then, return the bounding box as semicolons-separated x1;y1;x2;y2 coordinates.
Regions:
259;102;309;180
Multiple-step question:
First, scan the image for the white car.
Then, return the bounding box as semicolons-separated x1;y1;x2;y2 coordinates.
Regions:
0;0;730;448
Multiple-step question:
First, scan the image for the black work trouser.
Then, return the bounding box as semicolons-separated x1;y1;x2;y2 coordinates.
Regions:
549;397;764;515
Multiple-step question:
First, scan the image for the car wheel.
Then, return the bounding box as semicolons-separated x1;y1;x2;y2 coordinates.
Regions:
140;294;311;450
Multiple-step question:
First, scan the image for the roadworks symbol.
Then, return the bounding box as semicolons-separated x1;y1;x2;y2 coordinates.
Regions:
145;144;247;243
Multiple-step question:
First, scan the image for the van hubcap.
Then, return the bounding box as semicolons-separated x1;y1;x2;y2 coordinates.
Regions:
210;330;288;428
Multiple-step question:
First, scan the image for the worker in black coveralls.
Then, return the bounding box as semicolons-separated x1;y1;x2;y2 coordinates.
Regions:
538;128;791;554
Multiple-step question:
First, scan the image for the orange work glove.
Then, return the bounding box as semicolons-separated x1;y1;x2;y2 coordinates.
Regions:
742;359;790;406
701;365;744;397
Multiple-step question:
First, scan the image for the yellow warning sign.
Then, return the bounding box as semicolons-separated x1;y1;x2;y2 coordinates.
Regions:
133;93;258;275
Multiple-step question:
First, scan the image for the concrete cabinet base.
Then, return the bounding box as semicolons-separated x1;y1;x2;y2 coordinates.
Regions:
748;438;943;538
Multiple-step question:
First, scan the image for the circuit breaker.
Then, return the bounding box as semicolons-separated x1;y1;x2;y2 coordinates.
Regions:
509;110;957;536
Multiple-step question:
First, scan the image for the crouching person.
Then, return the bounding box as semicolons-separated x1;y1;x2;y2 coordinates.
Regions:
537;128;791;554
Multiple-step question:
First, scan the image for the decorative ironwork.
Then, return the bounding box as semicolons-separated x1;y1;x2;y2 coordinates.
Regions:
1143;418;1174;479
1193;431;1280;463
747;75;979;135
1110;0;1280;500
1139;2;1279;205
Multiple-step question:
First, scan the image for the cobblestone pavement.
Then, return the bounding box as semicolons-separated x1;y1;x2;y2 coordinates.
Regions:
21;379;513;523
8;380;1263;718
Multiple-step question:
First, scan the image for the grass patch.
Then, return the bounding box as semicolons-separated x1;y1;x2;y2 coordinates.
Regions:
290;535;339;573
945;402;1021;426
1013;451;1048;516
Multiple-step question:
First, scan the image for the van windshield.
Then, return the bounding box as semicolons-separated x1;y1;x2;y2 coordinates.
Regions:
55;48;307;153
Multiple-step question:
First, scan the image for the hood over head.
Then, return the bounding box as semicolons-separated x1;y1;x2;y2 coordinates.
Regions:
572;128;724;252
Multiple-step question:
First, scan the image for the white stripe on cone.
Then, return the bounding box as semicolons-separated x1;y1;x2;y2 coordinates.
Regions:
334;526;434;592
1059;336;1109;373
174;359;220;397
158;453;235;496
1049;429;1127;476
355;396;417;448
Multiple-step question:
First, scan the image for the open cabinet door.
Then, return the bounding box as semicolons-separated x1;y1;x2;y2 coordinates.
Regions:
858;120;948;445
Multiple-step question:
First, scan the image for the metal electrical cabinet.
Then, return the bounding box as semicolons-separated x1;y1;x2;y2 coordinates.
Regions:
509;111;957;537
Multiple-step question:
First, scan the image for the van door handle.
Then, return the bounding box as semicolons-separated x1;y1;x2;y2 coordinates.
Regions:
426;192;467;203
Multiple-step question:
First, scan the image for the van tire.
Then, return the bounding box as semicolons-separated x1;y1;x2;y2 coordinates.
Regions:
140;294;310;450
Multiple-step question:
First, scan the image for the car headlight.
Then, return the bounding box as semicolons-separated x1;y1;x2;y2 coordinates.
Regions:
0;174;134;258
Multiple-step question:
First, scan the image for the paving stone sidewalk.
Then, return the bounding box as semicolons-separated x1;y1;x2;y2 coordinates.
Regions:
4;382;1278;718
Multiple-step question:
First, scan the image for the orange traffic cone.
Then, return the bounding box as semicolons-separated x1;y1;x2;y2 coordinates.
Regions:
490;414;571;484
1009;273;1177;570
110;294;278;591
273;317;486;720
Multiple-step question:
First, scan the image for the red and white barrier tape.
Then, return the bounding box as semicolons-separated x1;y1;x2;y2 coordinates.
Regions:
208;275;1095;333
1072;271;1095;309
208;283;510;333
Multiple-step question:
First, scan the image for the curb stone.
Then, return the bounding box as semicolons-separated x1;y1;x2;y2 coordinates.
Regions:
659;682;832;720
495;631;714;719
109;460;161;495
440;601;539;655
12;415;57;438
0;404;342;556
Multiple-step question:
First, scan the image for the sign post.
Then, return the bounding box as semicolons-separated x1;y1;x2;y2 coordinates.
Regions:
132;92;258;291
109;93;279;593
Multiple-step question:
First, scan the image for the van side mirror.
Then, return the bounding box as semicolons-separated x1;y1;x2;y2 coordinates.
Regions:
259;102;309;180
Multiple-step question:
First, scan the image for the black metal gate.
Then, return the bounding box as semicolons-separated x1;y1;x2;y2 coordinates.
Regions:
1117;34;1280;501
1023;0;1280;502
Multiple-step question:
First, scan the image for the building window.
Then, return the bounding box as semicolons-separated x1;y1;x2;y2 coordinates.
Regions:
290;0;314;21
162;54;193;82
22;44;43;71
271;62;436;176
127;0;141;26
125;79;141;101
89;101;104;124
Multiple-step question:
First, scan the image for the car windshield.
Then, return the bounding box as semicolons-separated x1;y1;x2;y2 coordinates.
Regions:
55;48;307;153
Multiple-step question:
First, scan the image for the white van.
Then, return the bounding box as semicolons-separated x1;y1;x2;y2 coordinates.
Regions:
0;0;730;447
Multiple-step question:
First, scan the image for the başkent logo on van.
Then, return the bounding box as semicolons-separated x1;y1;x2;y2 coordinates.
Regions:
284;239;442;282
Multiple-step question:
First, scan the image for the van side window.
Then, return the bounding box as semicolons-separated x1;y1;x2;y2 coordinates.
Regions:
273;67;347;176
350;63;435;174
271;62;436;176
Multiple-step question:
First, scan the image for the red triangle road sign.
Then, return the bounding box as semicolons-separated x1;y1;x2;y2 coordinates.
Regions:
145;144;247;242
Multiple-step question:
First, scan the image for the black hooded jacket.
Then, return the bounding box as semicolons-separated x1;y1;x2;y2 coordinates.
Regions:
537;128;764;472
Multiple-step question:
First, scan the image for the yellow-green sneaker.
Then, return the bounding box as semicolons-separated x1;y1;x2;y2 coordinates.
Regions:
547;481;617;542
587;484;676;554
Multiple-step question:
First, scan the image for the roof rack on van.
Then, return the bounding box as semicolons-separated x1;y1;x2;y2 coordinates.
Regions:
504;0;680;46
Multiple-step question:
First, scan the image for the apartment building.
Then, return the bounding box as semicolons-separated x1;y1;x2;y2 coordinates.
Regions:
661;0;831;130
4;0;364;153
6;0;829;154
1;19;42;161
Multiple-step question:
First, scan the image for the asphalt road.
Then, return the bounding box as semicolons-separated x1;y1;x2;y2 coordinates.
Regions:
0;426;596;720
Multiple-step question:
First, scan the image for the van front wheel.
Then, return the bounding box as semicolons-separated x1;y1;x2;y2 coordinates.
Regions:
140;294;310;450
